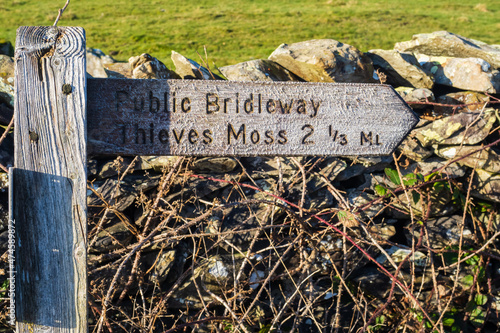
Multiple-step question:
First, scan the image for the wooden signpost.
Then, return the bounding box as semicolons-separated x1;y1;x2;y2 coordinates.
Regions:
10;26;418;332
87;79;416;156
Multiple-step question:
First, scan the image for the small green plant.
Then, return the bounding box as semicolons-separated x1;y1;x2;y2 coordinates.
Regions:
0;279;8;298
375;168;424;205
367;314;386;332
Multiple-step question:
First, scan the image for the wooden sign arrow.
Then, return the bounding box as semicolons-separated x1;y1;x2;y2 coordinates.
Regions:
88;78;418;156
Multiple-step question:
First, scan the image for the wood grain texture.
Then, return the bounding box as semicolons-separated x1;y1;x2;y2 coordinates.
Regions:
88;78;418;156
14;26;87;332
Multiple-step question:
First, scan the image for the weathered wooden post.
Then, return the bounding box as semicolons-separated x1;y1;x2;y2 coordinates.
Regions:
12;26;87;332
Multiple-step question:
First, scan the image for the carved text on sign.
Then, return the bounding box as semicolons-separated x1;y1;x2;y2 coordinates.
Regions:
88;79;418;156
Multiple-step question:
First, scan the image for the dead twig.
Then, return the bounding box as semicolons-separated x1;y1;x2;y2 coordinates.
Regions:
53;0;71;26
96;209;177;333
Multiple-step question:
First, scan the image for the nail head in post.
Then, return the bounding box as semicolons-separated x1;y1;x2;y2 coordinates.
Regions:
62;84;72;95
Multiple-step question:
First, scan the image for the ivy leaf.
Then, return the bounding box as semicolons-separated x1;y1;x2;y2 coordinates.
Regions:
433;181;446;193
442;316;455;327
470;307;486;327
461;274;474;288
475;294;488;306
0;280;8;298
384;168;401;185
442;251;459;265
465;255;480;266
258;324;272;333
425;171;439;182
374;184;388;197
403;173;419;186
412;191;421;204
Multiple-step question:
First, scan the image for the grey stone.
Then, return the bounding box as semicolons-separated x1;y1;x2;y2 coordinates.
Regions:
414;111;496;147
336;164;365;181
399;270;433;289
192;157;238;174
475;210;500;231
0;78;13;108
269;39;376;83
307;189;335;210
415;118;432;128
148;249;178;284
0;103;13;126
140;156;179;172
129;53;180;80
86;48;115;78
368;49;434;88
368;223;396;240
347;190;384;219
356;156;394;168
171;254;244;308
0;202;8;233
472;169;500;203
395;87;435;109
171;51;223;80
220;59;302;82
352;266;391;298
243;156;303;178
0;173;8;193
389;183;458;218
436;146;500;173
318;158;347;180
435;91;490;114
87;175;160;212
0;230;8;252
0;55;14;108
103;62;132;79
337;156;393;181
164;176;229;203
395;31;500;69
397;136;433;162
91;220;134;253
0;55;14;79
402;157;467;179
0;41;13;57
97;157;153;179
87;159;98;176
376;246;428;267
215;179;283;247
418;55;500;93
405;215;472;249
305;157;347;192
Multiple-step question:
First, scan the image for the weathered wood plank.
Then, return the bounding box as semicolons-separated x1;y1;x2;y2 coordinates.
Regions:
13;26;87;332
88;78;418;156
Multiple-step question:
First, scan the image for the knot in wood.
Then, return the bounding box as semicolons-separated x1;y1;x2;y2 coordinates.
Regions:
62;84;72;95
29;131;39;142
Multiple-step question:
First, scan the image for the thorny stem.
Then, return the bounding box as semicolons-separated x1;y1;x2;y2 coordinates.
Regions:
115;157;185;303
96;210;177;333
438;230;500;270
431;164;476;332
406;99;499;109
188;173;436;326
162;316;232;333
88;156;140;249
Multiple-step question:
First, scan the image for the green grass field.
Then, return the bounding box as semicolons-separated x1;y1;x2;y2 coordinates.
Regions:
1;1;499;68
